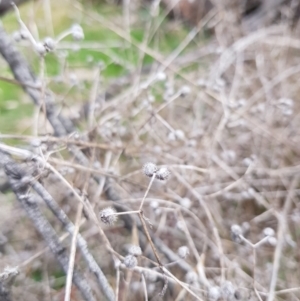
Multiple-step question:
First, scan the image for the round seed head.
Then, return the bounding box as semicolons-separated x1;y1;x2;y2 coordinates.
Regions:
208;286;221;301
128;245;142;256
177;246;189;259
156;72;167;81
179;197;191;209
185;271;198;284
268;236;277;247
221;281;235;300
44;37;55;52
231;224;243;243
180;85;191;97
35;43;46;56
263;227;275;237
143;162;158;178
123;254;137;269
71;24;84;41
155;167;170;180
19;30;29;40
99;207;117;226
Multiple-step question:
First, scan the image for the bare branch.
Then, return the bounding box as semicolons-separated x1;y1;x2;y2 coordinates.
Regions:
0;152;97;301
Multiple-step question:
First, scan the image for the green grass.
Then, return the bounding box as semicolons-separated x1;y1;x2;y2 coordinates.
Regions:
0;81;34;134
0;0;201;134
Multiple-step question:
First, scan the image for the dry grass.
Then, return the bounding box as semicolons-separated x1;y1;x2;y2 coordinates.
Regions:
0;1;300;301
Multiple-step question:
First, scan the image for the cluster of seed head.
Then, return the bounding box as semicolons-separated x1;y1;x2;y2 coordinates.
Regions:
143;162;170;180
123;245;142;269
263;227;277;246
99;207;117;226
231;223;277;247
13;21;84;56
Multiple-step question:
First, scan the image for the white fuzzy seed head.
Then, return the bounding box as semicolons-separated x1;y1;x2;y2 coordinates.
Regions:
177;246;189;259
263;227;275;237
180;85;191;97
123;255;137;269
128;245;142;256
231;224;243;243
35;43;46;56
185;271;198;284
268;236;277;247
221;281;235;300
179;197;191;209
19;30;29;40
143;162;158;178
175;129;185;140
99;207;117;226
44;37;56;52
155;167;170;180
208;286;221;301
156;72;167;81
71;24;84;41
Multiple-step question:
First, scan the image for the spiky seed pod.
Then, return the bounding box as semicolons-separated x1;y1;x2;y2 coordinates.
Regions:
143;162;158;178
123;255;137;269
99;207;117;226
155;167;170;180
128;245;142;256
221;281;236;301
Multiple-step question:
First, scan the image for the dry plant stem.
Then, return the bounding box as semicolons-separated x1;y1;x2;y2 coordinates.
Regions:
107;210;140;218
162;267;204;301
0;76;41;89
177;211;201;263
19;231;71;268
267;176;297;301
253;249;263;301
135;265;203;300
172;169;225;281
0;24;69;137
0;134;117;151
64;202;83;301
88;66;101;129
141;272;148;301
139;173;156;211
0;23;128;241
26;171;116;300
138;211;168;297
39;55;47;131
12;3;37;47
0;145;116;301
0;19;213;300
0;153;96;301
115;265;120;301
